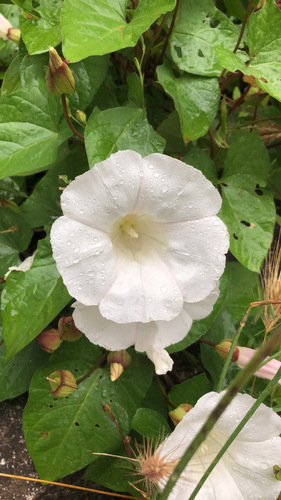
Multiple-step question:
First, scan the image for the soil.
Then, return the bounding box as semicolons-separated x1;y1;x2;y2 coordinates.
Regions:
0;394;118;500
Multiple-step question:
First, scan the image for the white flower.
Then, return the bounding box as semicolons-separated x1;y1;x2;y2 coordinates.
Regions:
0;13;12;40
72;286;220;374
51;150;228;324
5;254;35;279
138;391;281;499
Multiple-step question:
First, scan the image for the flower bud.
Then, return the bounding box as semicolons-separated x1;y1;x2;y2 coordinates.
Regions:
0;13;12;40
107;350;131;381
36;329;62;353
47;370;77;397
215;339;239;362
216;340;281;385
58;316;82;342
169;403;193;426
76;110;87;127
46;47;75;96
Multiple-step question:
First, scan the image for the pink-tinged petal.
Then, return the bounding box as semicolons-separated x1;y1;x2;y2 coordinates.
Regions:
0;13;12;39
183;285;220;320
60;150;144;231
161;217;228;302
134;308;193;352
237;347;281;385
99;249;183;323
51;216;117;305
72;302;137;350
146;347;173;375
136;153;222;222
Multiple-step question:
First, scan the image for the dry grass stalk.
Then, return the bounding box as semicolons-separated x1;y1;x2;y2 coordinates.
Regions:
261;234;281;333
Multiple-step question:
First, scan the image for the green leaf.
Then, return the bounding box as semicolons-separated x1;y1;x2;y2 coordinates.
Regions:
84;452;137;496
183;145;218;186
214;2;281;102
131;408;171;438
23;342;153;480
61;0;176;62
20;0;62;55
219;132;275;272
169;0;239;76
157;111;187;155
1;234;70;360
168;374;212;406
0;339;49;402
0;207;33;276
1;54;21;97
0;80;71;179
21;146;89;228
127;72;144;108
157;61;220;142
85;104;165;165
69;55;110;111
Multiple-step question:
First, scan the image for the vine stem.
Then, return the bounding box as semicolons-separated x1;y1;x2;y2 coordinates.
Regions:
158;0;180;65
76;352;107;384
61;94;85;141
233;0;256;54
155;375;177;409
158;321;281;500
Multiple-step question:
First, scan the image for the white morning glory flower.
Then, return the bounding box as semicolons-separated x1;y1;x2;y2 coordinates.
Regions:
51;150;228;325
138;391;281;499
72;286;220;374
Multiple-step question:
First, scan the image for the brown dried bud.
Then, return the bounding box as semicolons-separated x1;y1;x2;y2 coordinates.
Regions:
36;329;62;353
46;47;75;96
47;370;77;397
58;316;82;342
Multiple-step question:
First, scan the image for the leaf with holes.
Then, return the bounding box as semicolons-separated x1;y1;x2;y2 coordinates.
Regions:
219;132;275;272
1;234;70;360
157;60;220;141
61;0;175;62
214;2;281;102
20;0;62;54
169;0;239;76
23;341;154;480
85;105;165;166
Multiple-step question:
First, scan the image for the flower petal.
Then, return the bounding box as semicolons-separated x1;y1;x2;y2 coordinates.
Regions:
184;285;220;320
60;150;145;231
72;301;137;350
99;249;183;323
161;217;228;302
136;153;222;222
51;216;117;305
134;308;193;351
146;347;173;375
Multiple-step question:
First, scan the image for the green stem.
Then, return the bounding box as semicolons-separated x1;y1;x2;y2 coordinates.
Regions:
233;0;256;54
61;94;85;141
158;322;281;500
188;365;281;500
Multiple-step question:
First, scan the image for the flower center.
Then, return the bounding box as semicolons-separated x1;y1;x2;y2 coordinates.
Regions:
111;213;164;256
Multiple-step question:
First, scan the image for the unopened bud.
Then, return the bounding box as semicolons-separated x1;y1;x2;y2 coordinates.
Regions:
36;329;62;353
46;47;75;96
76;110;87;127
169;404;193;426
215;339;239;362
47;370;77;397
58;316;82;342
7;28;20;43
107;350;131;381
